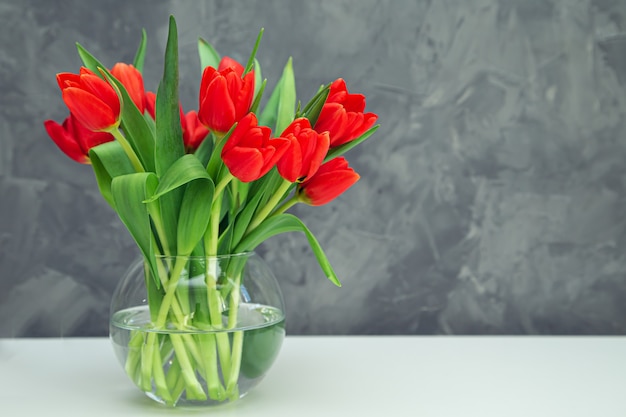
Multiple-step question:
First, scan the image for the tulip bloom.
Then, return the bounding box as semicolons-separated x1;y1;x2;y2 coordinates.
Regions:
221;113;289;182
57;67;121;132
111;63;146;113
198;58;254;134
217;56;245;77
44;114;114;164
297;157;360;206
276;118;330;183
181;109;209;152
314;78;377;147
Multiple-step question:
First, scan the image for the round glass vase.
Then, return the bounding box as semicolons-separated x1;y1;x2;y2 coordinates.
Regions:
109;252;286;407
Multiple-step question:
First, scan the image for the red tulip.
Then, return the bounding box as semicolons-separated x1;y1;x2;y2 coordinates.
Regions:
144;91;156;119
111;63;145;114
276;118;330;183
297;157;360;206
44;113;114;164
198;58;254;134
181;109;209;152
57;67;121;132
217;56;245;77
221;113;289;182
314;78;377;147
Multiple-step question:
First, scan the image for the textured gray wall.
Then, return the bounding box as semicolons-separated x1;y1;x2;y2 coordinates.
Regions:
2;0;626;336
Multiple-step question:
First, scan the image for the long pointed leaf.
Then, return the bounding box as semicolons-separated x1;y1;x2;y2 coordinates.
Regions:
133;29;148;73
231;185;265;248
275;57;296;134
111;173;159;284
244;28;264;75
89;141;135;207
253;58;263;98
299;85;330;126
325;125;380;162
198;37;220;71
258;75;281;129
146;154;211;202
177;179;215;255
249;79;267;114
155;16;185;176
235;214;341;286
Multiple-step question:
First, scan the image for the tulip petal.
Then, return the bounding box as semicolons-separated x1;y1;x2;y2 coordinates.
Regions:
235;71;255;119
79;74;121;117
201;76;236;133
218;56;245;77
305;131;330;179
277;138;303;183
69;116;114;154
44;119;89;163
341;93;367;112
299;157;359;206
56;72;81;89
303;170;360;206
62;88;117;131
222;146;263;182
111;63;145;113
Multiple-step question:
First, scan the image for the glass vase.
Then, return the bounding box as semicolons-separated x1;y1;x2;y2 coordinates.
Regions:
109;252;286;407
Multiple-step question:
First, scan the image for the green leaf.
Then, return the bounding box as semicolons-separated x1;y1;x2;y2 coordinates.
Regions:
235;214;341;286
255;168;292;209
111;172;159;284
231;185;265;248
133;29;148;73
258;77;281;129
299;84;330;126
217;221;234;255
244;28;264;75
275;57;296;134
206;125;235;180
325;125;380;162
89;141;135;207
249;79;267;114
75;42;101;72
177;179;215;255
77;44;156;172
155;15;185;176
193;133;215;167
146;154;211;202
232;179;250;215
253;58;263;98
198;37;220;71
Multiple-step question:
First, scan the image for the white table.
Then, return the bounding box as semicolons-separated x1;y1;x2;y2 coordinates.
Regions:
1;336;625;416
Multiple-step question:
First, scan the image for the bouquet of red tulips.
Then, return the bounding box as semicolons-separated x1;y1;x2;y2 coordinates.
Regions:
44;16;377;405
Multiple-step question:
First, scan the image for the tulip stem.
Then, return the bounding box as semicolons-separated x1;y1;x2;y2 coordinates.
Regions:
246;180;293;233
214;172;234;199
110;128;145;172
270;194;299;217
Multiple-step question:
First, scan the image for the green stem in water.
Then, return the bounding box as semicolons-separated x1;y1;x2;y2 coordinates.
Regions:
152;340;173;404
139;257;193;393
226;331;243;400
110;128;144;172
201;192;233;395
170;334;207;400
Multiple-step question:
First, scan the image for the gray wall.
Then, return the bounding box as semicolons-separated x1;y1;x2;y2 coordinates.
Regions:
2;0;626;336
